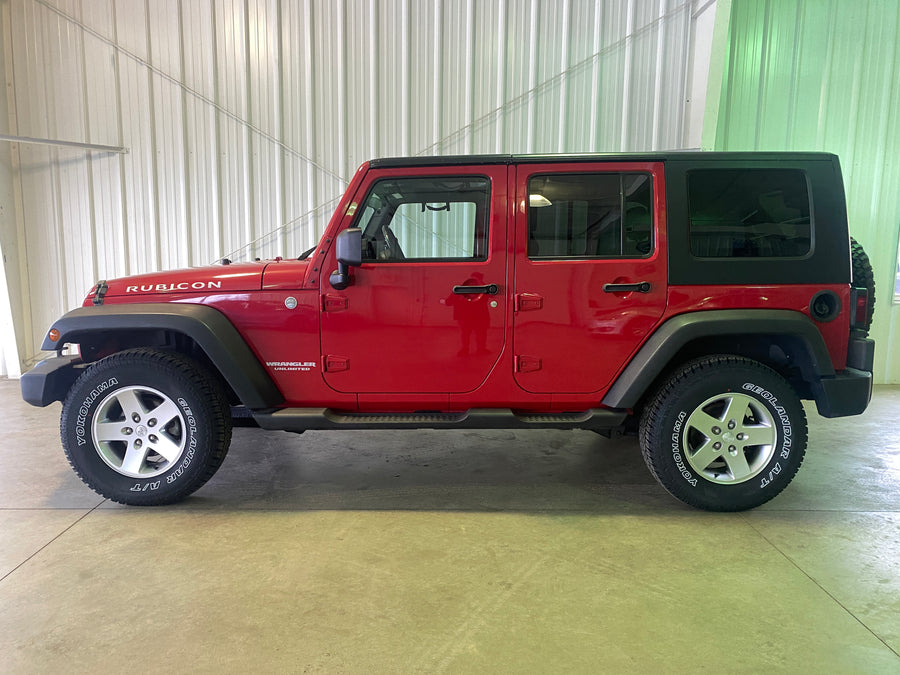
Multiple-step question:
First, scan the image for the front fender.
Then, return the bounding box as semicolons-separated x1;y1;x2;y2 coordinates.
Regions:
39;303;284;409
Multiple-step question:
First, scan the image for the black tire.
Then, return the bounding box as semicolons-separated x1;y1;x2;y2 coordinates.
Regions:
60;349;232;505
639;356;807;512
850;237;876;335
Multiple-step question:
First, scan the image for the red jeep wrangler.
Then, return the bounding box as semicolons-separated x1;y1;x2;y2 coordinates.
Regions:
21;153;876;511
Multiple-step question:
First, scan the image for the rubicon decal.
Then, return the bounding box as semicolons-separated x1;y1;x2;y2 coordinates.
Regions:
125;281;223;293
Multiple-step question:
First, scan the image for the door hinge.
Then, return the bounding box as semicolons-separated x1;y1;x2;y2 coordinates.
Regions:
322;294;348;312
324;355;350;372
515;293;543;311
516;355;542;373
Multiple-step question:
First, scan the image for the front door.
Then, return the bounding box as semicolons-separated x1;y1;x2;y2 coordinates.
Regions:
512;162;668;394
320;165;509;395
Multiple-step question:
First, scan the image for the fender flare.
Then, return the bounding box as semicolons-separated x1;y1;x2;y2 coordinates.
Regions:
43;303;284;409
601;309;835;409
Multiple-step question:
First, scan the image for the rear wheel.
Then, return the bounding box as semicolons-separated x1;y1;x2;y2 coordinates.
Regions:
639;356;807;511
60;349;232;505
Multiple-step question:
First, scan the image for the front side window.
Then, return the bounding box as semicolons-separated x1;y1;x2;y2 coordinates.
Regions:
356;176;490;261
527;173;653;258
688;169;811;258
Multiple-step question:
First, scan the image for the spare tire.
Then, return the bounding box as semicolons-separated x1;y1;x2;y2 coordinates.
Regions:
850;237;876;334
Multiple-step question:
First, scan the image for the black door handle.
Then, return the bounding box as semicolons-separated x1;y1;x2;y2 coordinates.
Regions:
453;284;499;295
603;282;651;293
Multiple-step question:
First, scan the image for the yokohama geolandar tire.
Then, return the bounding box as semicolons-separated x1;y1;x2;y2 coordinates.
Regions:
639;356;807;512
60;349;232;505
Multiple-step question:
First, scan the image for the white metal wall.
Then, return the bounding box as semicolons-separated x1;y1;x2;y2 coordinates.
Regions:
707;0;900;383
0;0;716;373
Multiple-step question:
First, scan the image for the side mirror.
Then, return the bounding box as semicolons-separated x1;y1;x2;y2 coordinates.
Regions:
329;228;362;290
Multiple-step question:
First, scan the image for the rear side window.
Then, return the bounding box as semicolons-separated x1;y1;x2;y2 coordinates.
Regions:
688;169;811;258
527;173;653;258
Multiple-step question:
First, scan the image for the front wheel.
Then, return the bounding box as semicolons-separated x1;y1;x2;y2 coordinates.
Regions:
60;349;232;505
639;356;807;511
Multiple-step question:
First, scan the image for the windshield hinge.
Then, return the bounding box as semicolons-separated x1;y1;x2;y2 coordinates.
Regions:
91;281;109;306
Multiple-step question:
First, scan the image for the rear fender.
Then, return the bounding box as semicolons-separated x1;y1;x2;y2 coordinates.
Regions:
603;309;835;409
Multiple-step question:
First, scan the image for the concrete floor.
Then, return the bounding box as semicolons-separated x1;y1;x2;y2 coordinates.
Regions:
1;379;898;673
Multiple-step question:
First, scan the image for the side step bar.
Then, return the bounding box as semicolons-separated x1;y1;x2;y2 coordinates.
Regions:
252;408;627;433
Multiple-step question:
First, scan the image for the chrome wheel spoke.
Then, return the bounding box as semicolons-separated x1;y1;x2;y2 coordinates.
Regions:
148;399;181;428
686;409;721;438
95;421;126;443
741;424;776;447
721;395;749;426
121;443;150;475
689;440;724;470
114;388;145;420
151;435;183;462
722;449;752;480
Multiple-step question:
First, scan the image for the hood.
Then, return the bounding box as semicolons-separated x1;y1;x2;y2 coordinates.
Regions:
91;262;268;302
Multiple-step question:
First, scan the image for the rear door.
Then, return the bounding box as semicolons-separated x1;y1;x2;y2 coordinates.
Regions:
512;162;668;394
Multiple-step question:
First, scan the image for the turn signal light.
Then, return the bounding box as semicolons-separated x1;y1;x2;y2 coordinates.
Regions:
48;329;60;342
855;290;869;326
849;288;869;329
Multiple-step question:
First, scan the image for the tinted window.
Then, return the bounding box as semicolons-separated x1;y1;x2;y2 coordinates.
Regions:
527;173;652;258
688;169;811;258
356;176;490;261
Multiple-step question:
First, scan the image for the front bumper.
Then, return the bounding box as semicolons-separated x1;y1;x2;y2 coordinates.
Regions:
20;355;85;407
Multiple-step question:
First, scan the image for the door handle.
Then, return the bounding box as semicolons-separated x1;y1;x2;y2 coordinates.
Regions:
603;281;651;293
453;284;499;295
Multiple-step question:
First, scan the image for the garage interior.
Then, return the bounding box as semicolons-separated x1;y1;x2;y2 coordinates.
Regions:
1;0;899;672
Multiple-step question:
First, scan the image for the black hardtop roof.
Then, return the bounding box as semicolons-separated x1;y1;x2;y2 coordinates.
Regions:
368;151;839;168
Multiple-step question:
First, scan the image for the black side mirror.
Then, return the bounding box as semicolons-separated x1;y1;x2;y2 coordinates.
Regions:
329;228;362;290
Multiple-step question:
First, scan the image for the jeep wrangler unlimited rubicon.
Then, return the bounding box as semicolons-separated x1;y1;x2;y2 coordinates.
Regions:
21;152;876;511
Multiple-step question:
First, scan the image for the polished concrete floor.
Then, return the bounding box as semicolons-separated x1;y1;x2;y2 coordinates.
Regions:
1;378;898;673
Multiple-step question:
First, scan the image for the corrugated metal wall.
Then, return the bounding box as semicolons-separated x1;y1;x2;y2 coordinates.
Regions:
1;0;716;372
708;0;900;383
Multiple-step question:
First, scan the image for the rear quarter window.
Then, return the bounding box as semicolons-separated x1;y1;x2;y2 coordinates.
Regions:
688;169;811;258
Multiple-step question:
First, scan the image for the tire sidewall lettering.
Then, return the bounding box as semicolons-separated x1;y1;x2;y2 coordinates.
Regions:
671;410;698;487
166;397;198;484
741;381;794;488
74;377;119;446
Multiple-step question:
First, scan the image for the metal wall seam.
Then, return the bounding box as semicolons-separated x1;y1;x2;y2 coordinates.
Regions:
5;0;714;368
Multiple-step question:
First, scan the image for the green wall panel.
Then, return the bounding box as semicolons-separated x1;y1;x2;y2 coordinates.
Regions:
708;0;900;383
